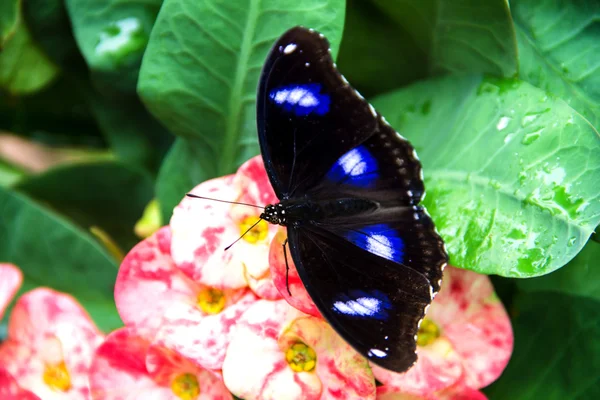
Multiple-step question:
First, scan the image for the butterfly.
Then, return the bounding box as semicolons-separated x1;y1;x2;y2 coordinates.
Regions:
256;26;448;373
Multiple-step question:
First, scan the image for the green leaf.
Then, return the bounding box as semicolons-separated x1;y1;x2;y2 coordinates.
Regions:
139;0;345;176
0;186;120;331
23;0;87;74
156;138;217;222
0;159;25;187
485;291;600;399
0;0;18;46
513;0;600;132
0;8;59;94
373;75;600;277
88;92;174;173
517;238;600;301
372;0;518;77
337;0;426;97
16;161;154;252
65;0;162;93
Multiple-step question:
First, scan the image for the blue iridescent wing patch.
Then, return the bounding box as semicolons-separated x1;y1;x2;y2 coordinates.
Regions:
325;145;378;187
269;84;330;116
343;224;404;264
332;289;393;320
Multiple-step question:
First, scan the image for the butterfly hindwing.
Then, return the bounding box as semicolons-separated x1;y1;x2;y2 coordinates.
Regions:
288;224;433;372
317;206;447;294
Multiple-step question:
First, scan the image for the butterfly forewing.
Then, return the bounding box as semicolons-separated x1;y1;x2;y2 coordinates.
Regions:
258;27;378;198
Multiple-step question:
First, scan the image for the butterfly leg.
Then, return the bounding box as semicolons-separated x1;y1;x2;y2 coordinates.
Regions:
282;237;292;296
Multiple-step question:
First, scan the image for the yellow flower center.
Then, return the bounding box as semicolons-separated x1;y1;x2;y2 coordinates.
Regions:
197;288;226;314
171;373;200;400
239;216;269;244
417;318;441;347
43;361;71;392
285;342;317;372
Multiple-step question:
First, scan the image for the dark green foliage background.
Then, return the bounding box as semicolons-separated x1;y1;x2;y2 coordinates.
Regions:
0;0;599;397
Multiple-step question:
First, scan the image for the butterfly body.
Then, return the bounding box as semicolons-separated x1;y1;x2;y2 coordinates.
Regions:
261;198;379;226
257;27;448;372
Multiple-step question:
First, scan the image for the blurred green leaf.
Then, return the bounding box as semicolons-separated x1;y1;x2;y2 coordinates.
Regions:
0;9;59;94
0;186;120;331
23;0;87;74
337;0;426;97
0;76;104;143
16;161;154;252
485;291;600;399
65;0;162;93
0;159;25;187
513;0;600;132
517;238;600;301
372;0;518;77
156;138;217;222
88;93;173;173
0;0;18;46
373;75;600;277
139;0;346;178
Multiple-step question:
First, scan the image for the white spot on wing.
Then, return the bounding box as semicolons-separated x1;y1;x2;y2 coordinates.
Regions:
368;349;387;358
283;43;297;54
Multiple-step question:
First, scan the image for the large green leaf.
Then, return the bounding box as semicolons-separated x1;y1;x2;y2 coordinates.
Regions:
0;8;59;94
0;0;18;46
337;0;426;98
373;75;600;277
517;238;600;301
372;0;518;77
138;0;346;177
65;0;163;93
513;0;600;131
156;138;217;222
16;161;154;252
485;291;600;399
0;186;120;331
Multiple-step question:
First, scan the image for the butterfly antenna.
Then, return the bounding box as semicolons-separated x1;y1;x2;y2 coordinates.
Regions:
186;193;263;209
224;218;264;251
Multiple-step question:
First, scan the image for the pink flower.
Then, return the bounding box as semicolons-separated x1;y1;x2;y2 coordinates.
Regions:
0;369;40;400
170;156;281;298
89;327;231;399
0;263;22;319
373;267;513;397
222;299;376;400
0;288;104;400
115;226;257;370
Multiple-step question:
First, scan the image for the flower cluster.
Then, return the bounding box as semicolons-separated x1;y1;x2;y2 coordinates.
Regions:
0;156;514;399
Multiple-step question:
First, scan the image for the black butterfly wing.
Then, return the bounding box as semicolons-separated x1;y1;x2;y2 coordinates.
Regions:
317;206;448;294
258;26;424;205
287;222;433;372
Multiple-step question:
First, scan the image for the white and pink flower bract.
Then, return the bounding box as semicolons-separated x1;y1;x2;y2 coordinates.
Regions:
0;263;22;320
170;156;281;298
90;327;232;400
115;226;257;370
222;299;376;400
0;287;104;400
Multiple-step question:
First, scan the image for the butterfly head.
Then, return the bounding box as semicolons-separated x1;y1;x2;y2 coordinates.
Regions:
260;203;287;226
